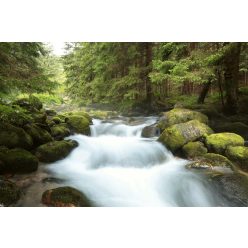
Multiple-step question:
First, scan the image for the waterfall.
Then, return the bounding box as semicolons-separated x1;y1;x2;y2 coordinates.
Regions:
43;117;226;207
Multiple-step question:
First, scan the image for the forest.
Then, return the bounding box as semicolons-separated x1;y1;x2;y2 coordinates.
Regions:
1;42;248;207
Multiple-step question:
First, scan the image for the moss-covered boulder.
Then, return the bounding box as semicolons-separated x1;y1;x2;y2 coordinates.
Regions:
65;115;91;135
52;116;62;124
205;133;244;155
182;141;208;159
0;104;32;127
213;121;248;140
158;120;213;152
64;111;92;124
186;153;234;169
0;147;38;174
51;124;71;140
0;123;33;150
35;140;78;163
14;95;42;111
30;109;47;124
41;186;92;207
0;180;21;206
24;123;53;146
158;108;208;131
45;109;57;116
225;146;248;171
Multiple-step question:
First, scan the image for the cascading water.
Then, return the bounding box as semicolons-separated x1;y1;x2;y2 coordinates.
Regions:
30;116;226;207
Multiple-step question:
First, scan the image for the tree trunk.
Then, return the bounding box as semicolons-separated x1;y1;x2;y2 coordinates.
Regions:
144;43;153;104
197;80;212;104
223;43;241;114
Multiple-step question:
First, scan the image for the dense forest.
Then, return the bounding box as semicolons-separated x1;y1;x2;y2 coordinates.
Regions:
1;42;248;207
1;42;248;114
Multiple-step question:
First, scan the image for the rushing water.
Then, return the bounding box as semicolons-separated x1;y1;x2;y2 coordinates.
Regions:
17;116;235;207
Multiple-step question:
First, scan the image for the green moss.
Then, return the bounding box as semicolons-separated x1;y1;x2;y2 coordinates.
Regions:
24;123;53;146
52;116;62;124
65;115;91;135
41;186;92;207
205;133;244;154
158;120;213;152
30;109;47;124
0;123;33;149
45;109;57;116
225;146;248;171
51;124;71;140
63;111;92;123
0;180;21;206
182;141;208;158
213;121;248;139
14;95;43;111
0;103;33;127
0;148;38;174
35;140;78;163
158;108;209;130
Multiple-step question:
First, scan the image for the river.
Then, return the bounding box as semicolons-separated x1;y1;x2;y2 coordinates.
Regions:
16;116;238;207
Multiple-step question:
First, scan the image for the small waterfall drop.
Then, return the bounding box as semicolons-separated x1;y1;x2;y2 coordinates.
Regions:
41;116;226;207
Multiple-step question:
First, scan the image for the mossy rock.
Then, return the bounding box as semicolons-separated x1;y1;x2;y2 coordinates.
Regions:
41;186;92;207
51;124;71;140
0;180;21;206
187;153;233;169
35;140;78;163
30;109;47;124
45;109;57;116
182;141;208;159
52;116;62;124
14;95;42;111
212;121;248;140
205;133;244;155
158;108;208;131
0;148;38;174
24;123;53;147
225;146;248;171
64;111;92;124
0;103;33;127
158;120;213;152
65;115;91;135
0;123;33;150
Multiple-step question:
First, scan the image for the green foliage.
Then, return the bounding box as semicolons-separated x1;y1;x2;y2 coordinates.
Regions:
0;42;58;95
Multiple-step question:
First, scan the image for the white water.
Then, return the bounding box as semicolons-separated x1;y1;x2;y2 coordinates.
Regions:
44;116;224;207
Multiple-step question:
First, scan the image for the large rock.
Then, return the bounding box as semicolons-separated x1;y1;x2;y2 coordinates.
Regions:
158;108;208;131
41;186;92;207
24;123;53;146
0;180;21;206
51;123;71;140
212;121;248;140
158;120;213;152
0;147;39;174
225;146;248;171
141;124;160;138
30;109;47;124
65;115;91;135
14;95;42;111
211;173;248;206
182;141;208;159
35;140;78;163
205;133;244;155
0;123;33;150
0;103;32;127
186;153;234;170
